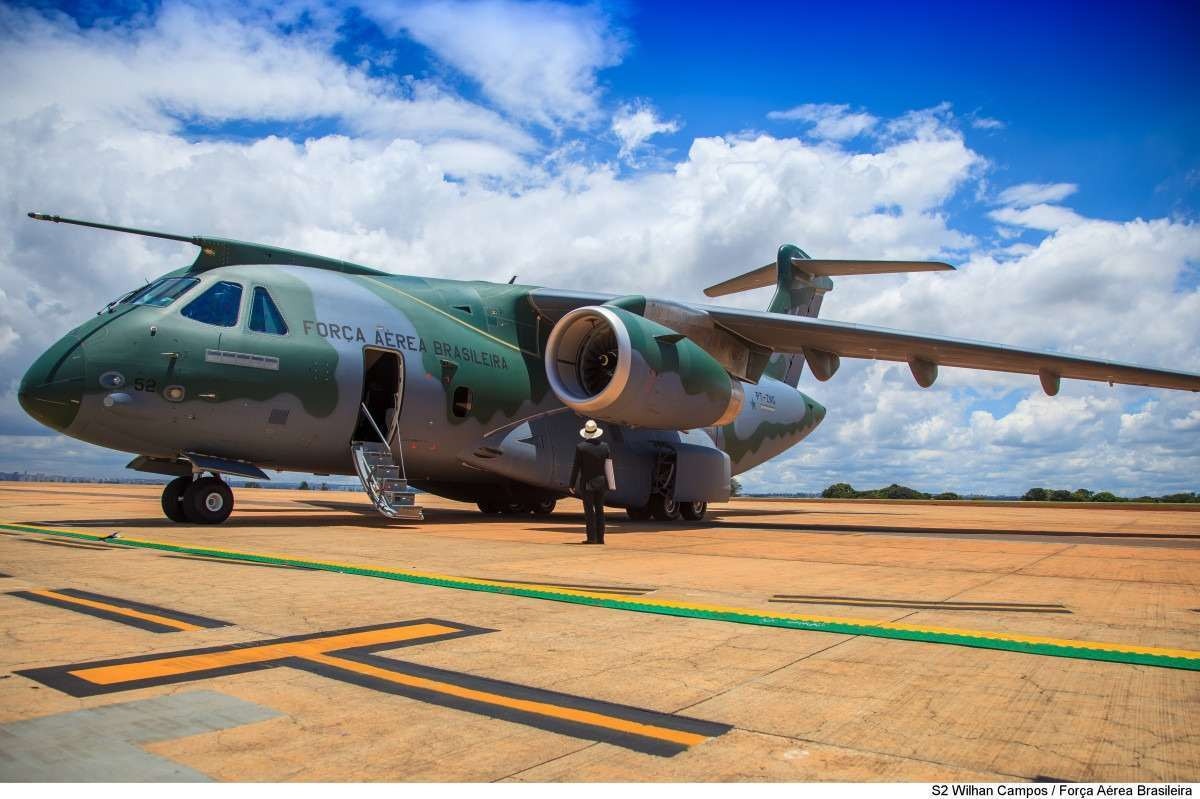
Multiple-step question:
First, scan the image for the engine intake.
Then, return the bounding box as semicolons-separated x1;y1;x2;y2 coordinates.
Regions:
545;305;744;429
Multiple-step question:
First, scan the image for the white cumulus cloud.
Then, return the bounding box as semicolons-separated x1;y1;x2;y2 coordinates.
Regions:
0;2;1196;496
767;103;877;141
363;0;625;130
989;204;1085;231
996;182;1078;207
611;103;679;160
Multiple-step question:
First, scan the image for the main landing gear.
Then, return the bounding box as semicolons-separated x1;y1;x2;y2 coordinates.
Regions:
625;498;707;522
622;446;708;522
162;475;234;524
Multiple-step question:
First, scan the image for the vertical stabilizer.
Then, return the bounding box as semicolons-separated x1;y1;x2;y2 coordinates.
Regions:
703;246;953;388
763;245;832;386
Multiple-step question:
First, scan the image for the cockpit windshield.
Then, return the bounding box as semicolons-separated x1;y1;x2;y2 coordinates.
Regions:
100;277;199;314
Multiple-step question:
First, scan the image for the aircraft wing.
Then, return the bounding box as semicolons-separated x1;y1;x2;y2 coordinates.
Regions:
527;288;1200;392
702;306;1200;392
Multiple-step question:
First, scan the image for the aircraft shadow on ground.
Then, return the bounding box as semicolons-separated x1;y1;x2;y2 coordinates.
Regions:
37;515;414;530
29;506;1199;544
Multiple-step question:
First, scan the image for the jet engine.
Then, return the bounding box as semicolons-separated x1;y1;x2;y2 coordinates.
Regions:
544;305;744;429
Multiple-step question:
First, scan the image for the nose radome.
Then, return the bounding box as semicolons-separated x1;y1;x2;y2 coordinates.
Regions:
18;335;85;432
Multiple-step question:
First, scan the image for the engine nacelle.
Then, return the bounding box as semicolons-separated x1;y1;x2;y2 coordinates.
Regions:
544;305;744;429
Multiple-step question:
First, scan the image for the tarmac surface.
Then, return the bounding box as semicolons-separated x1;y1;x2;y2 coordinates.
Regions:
1;482;1198;782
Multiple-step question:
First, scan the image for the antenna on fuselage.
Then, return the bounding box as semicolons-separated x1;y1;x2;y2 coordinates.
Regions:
508;275;517;284
27;211;390;277
27;212;201;246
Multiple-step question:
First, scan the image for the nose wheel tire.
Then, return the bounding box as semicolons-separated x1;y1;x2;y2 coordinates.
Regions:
161;476;192;523
183;476;234;524
649;494;681;521
680;500;707;521
532;498;556;516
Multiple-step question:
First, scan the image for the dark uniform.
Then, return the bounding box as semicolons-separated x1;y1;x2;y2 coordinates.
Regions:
569;439;611;544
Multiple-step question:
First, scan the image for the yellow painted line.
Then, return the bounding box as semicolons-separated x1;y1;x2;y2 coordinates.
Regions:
71;622;459;685
7;521;1199;668
28;589;202;632
307;652;707;748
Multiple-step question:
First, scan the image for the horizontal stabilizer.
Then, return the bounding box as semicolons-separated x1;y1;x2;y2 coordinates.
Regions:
704;258;954;297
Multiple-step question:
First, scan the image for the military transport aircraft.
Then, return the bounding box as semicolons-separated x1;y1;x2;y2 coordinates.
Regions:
17;212;1200;525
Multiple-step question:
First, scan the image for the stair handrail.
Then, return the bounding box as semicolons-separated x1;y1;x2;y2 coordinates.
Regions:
359;402;391;452
358;402;409;482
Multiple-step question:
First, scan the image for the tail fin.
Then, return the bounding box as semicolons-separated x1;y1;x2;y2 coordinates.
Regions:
704;245;954;386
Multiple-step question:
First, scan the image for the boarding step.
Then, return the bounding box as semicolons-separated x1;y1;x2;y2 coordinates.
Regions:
350;440;423;521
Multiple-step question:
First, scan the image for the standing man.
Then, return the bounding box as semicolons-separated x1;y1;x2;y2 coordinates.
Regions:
569;419;614;545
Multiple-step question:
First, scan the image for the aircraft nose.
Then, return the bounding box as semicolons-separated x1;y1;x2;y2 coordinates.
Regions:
18;335;85;432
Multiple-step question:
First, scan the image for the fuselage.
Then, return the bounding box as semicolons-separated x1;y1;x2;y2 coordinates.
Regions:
18;263;825;503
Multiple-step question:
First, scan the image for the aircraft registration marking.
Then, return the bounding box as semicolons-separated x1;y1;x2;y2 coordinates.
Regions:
4;522;1199;670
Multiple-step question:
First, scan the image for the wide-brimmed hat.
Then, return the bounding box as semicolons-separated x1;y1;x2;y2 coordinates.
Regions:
579;419;604;439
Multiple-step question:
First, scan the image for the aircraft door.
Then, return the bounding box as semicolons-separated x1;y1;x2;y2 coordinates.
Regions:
354;348;404;447
165;280;241;403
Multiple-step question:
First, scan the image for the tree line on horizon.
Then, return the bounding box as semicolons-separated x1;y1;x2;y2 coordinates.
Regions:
819;482;1198;503
1018;487;1198;503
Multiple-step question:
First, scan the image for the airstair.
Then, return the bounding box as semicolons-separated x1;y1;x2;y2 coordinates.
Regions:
351;403;423;521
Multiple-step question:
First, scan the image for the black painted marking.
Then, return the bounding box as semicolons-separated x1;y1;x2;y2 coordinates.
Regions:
6;588;231;633
712;519;1200;543
0;572;10;578
773;593;1065;608
463;576;654;595
162;554;315;571
323;653;729;756
18;618;729;756
8;590;180;633
770;594;1070;613
18;620;488;696
22;538;115;551
52;589;231;629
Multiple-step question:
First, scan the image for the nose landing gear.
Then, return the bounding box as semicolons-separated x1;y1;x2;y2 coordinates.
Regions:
161;474;234;524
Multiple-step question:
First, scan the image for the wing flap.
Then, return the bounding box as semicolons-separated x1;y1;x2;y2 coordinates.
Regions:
707;308;1200;392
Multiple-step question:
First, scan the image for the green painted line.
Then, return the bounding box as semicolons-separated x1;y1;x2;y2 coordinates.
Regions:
3;522;1198;672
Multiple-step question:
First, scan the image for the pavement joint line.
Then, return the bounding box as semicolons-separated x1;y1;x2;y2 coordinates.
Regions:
4;521;1199;671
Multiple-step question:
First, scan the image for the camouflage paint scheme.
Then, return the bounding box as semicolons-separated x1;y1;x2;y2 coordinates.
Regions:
20;241;821;507
29;227;1191;512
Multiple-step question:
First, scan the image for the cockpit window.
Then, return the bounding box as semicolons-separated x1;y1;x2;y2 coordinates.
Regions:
100;277;198;314
133;277;199;308
181;281;243;327
248;287;288;335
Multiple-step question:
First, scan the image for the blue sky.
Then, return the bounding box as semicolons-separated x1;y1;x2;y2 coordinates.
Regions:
0;0;1197;494
33;0;1200;219
636;1;1199;217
